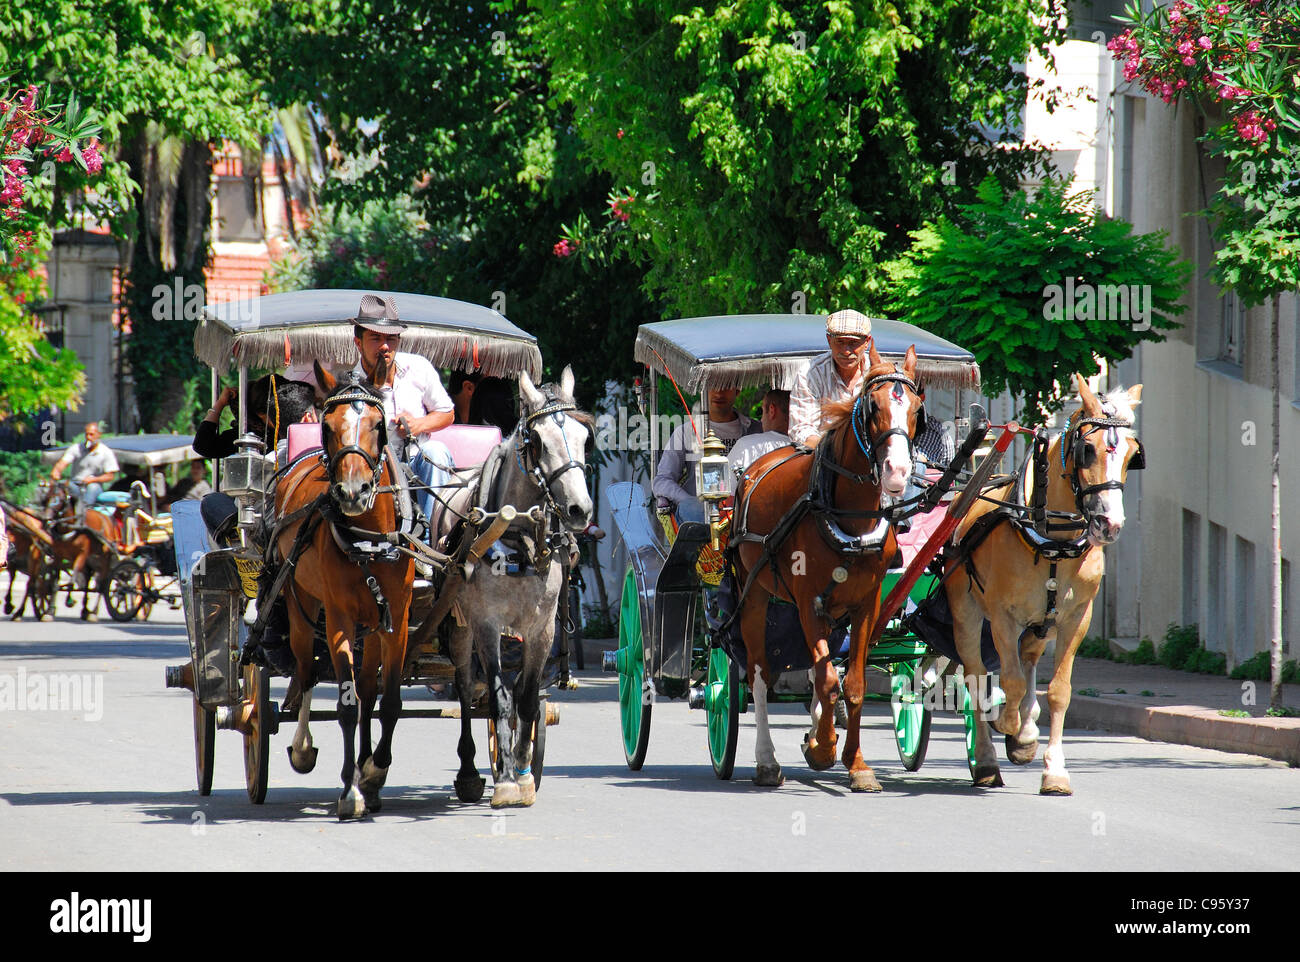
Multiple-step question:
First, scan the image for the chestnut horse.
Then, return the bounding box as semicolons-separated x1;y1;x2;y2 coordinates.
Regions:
272;358;413;820
5;482;116;621
3;500;49;619
731;342;925;791
946;376;1144;795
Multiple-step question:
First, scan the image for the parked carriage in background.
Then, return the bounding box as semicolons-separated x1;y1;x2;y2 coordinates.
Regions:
605;314;1019;782
164;290;574;809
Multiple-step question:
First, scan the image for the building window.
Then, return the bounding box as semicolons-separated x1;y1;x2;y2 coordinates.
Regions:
1219;289;1245;366
1207;522;1227;651
1182;510;1200;628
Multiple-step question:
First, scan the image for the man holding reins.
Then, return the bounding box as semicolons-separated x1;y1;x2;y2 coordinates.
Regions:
50;422;118;523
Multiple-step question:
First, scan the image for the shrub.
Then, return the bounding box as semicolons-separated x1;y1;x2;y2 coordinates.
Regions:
0;450;45;505
1158;623;1201;670
1184;648;1227;675
1077;636;1113;660
1121;637;1159;665
1230;651;1272;681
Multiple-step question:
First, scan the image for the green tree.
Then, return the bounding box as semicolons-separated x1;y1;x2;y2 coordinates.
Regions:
535;0;1064;318
885;175;1190;416
1113;0;1300;709
0;1;272;430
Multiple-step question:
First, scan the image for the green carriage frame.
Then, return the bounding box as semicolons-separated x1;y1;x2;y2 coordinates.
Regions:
604;314;999;779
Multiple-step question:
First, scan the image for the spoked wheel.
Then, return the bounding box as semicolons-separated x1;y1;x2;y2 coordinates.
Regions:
243;663;271;804
488;702;547;789
705;647;744;779
29;562;57;621
194;697;215;796
105;560;146;622
890;659;932;771
138;567;157;621
615;566;651;770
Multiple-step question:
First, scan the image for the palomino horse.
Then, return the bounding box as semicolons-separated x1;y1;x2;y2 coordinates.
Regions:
436;367;593;808
272;358;413;820
731;342;925;791
946;376;1144;795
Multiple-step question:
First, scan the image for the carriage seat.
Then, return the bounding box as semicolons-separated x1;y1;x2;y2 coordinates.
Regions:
893;501;949;571
96;490;132;506
430;424;502;468
287;422;323;462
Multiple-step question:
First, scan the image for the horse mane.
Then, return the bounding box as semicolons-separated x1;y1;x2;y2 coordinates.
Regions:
820;360;900;433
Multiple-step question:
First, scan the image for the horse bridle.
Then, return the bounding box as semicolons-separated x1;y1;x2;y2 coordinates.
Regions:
516;396;588;503
1061;412;1145;518
849;371;925;485
320;381;389;510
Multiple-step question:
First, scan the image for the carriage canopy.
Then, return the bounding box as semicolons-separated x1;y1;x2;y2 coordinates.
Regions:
39;434;198;468
195;289;543;380
633;314;979;393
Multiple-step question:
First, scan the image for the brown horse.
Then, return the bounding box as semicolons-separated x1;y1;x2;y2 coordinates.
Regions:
731;342;925;791
3;501;50;619
946;376;1144;795
272;358;413;820
6;482;117;621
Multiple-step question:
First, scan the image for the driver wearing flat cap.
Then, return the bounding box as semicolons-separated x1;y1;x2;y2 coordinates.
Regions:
287;294;456;522
788;309;875;450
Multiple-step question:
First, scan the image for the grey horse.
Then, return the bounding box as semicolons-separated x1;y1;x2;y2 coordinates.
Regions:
434;366;593;807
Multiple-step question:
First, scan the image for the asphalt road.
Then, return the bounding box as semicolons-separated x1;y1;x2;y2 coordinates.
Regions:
2;603;1297;872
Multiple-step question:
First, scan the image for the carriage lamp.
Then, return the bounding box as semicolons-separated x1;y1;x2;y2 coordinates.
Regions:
696;431;733;549
221;433;273;530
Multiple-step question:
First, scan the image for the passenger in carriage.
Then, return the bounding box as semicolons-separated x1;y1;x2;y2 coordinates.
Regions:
728;389;792;479
652;386;760;524
448;370;481;424
193;378;318;460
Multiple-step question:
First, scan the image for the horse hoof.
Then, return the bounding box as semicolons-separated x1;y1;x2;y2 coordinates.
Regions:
338;786;367;821
40;614;53;622
1006;735;1038;766
801;734;837;772
454;773;486;803
754;764;785;788
973;765;1004;788
286;744;318;774
490;782;523;808
517;773;536;807
849;769;882;793
82;612;97;623
3;602;12;615
1040;774;1073;796
359;758;388;792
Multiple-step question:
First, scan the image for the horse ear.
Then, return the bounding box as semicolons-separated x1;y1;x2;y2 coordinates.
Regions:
314;360;337;396
519;369;544;410
1127;383;1143;405
560;365;575;401
903;344;917;379
1074;374;1100;414
867;336;881;368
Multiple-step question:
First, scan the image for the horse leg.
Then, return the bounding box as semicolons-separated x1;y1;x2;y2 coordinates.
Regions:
286;597;319;774
481;624;522;809
355;629;383;811
450;622;485;802
950;587;1002;787
796;610;839;773
327;613;366;821
987;611;1028;741
1041;602;1093;796
839;612;880;793
1006;647;1043;765
737;591;781;787
361;608;411;814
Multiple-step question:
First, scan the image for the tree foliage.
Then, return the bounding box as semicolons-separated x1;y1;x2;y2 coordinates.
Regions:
885;175;1190;416
535;0;1064;318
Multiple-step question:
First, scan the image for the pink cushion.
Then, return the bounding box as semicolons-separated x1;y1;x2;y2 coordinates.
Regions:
432;424;503;467
287;422;323;461
895;498;949;570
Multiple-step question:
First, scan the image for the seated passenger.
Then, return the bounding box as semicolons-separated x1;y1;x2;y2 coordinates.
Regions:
50;422;118;523
467;376;517;435
652;386;758;524
728;389;792;480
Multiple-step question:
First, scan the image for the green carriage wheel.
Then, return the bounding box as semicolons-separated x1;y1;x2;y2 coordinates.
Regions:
705;647;745;780
890;659;932;771
616;567;652;770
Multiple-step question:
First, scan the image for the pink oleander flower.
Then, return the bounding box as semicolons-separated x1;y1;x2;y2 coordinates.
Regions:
1168;9;1182;24
553;239;575;258
56;147;73;163
1198;36;1213;49
1215;3;1228;14
1247;40;1260;52
1176;78;1188;89
1182;56;1196;66
1178;39;1194;56
83;141;102;174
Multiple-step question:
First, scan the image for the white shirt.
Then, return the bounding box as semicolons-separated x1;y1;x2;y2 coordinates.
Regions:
59;441;119;482
788;351;867;446
286;352;453;443
729;431;792;479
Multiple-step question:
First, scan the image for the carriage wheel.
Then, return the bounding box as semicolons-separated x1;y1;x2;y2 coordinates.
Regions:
890;660;932;772
705;647;744;780
194;697;215;796
616;566;652;770
29;562;57;621
138;567;157;621
105;560;146;623
243;663;271;804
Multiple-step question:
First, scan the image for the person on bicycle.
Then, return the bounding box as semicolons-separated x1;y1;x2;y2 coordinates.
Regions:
50;422;118;523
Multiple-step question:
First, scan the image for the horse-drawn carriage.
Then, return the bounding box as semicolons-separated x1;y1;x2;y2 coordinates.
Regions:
163;289;592;816
604;314;1024;786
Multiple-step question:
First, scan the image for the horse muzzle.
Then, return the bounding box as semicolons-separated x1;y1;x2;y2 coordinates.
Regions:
331;480;375;517
1087;514;1122;546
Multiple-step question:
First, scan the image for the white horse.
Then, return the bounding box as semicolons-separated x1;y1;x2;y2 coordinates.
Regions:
435;366;593;807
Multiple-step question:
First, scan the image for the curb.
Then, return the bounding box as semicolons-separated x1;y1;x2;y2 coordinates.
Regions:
1064;693;1300;767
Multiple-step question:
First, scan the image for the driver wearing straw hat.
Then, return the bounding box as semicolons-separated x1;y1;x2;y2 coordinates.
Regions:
286;294;456;523
788;309;874;450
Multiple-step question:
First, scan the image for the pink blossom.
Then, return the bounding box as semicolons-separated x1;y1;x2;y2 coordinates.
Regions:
553;239;575;258
1215;4;1229;15
1168;9;1182;24
616;128;624;139
1182;56;1196;66
83;141;102;174
56;147;73;163
1177;39;1193;56
1247;40;1260;52
1198;36;1213;50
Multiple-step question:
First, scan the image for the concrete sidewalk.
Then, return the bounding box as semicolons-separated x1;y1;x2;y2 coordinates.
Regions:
1062;657;1300;766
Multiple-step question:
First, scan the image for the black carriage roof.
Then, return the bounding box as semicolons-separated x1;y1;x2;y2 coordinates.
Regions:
40;434;198;468
195;289;543;379
634;314;979;392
